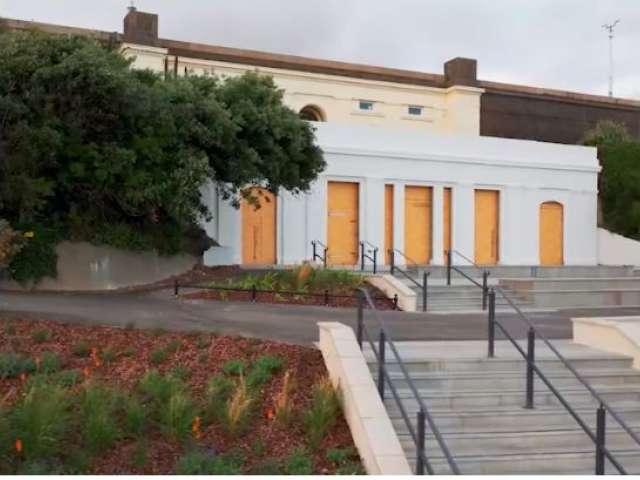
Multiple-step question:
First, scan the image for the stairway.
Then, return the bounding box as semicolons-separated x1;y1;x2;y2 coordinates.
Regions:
365;340;640;475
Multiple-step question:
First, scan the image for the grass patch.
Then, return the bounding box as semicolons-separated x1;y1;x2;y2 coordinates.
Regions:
246;355;283;391
284;447;313;475
0;353;37;379
149;348;169;366
174;450;242;475
205;375;234;423
72;340;91;357
31;329;50;344
222;359;246;376
303;377;341;448
79;384;121;454
38;351;62;374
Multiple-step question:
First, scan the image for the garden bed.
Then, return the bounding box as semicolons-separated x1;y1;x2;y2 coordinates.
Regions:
180;265;398;311
0;318;362;475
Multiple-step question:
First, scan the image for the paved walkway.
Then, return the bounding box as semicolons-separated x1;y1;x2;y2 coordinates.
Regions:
3;289;640;346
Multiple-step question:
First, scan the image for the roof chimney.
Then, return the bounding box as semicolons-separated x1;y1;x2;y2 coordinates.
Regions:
444;58;478;87
123;7;159;46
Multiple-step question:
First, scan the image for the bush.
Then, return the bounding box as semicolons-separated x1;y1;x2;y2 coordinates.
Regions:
174;450;242;475
10;383;70;461
8;223;61;286
72;340;91;357
246;355;283;391
38;351;62;374
0;353;37;379
284;447;313;475
0;220;25;269
31;329;50;344
303;377;341;448
79;384;121;454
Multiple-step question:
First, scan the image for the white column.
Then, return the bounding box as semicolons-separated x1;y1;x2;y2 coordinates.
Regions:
453;184;474;261
394;183;406;266
363;178;385;253
431;185;444;265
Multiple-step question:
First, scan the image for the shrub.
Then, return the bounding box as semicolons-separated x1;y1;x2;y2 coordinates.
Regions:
149;348;169;366
10;383;70;461
0;220;24;269
72;340;91;357
0;352;36;379
222;359;246;376
79;384;120;454
174;450;242;475
246;355;283;391
159;389;197;440
205;375;234;423
303;377;341;448
31;329;50;344
139;370;182;405
222;376;253;436
8;223;60;286
38;351;62;374
123;396;147;437
274;370;295;425
284;447;313;475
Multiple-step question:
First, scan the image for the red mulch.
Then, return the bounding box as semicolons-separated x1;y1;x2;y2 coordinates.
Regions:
0;318;360;474
181;286;398;310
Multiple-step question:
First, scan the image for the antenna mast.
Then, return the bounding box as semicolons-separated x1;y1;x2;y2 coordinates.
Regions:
602;19;620;97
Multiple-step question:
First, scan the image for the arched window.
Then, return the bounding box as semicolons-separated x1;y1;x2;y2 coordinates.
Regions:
299;105;325;122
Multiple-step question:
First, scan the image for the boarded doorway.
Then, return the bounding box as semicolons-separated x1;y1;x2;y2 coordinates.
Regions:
540;202;564;266
405;186;433;264
327;181;359;265
474;190;499;265
242;188;277;265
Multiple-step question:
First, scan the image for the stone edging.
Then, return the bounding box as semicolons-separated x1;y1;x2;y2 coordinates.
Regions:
366;274;417;312
573;317;640;369
318;322;412;475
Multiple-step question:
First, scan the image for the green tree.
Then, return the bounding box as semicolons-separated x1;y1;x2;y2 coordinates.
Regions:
0;30;324;281
583;121;640;238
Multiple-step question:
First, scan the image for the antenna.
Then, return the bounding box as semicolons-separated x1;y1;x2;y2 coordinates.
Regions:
602;19;620;97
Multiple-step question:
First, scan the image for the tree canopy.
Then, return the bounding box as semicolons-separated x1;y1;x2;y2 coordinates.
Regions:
583;120;640;239
0;29;325;267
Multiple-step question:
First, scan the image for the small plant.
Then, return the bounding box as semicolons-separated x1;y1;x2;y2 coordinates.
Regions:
174;450;242;475
223;376;253;436
197;352;209;364
51;369;82;387
160;389;197;440
121;346;136;357
251;458;282;475
222;359;246;376
132;439;148;469
139;370;182;405
149;348;169;366
0;352;36;379
10;383;70;461
327;447;364;474
171;364;191;381
195;335;211;349
303;377;341;448
274;370;295;425
4;323;17;336
101;348;117;364
165;339;181;354
72;340;91;357
205;375;234;423
38;351;62;374
284;447;313;475
251;438;266;456
31;329;50;344
79;384;121;454
246;355;283;391
123;396;147;437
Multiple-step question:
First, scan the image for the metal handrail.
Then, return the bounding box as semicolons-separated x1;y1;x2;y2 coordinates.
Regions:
495;286;640;450
392;248;422;268
311;240;328;268
450;249;486;272
389;249;429;312
357;288;460;474
359;241;379;274
449;264;483;288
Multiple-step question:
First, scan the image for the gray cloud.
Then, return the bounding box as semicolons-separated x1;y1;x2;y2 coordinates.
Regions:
1;0;638;98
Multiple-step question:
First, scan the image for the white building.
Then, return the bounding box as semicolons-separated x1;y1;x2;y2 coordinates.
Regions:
203;123;599;267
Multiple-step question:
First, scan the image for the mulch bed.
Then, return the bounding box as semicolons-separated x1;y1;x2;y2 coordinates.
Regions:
181;285;398;310
0;318;360;474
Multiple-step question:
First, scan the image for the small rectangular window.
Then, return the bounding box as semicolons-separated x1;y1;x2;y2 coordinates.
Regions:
408;106;423;116
359;100;374;111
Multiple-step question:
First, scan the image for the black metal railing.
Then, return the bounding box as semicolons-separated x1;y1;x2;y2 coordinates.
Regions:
360;241;379;274
389;249;429;312
173;279;399;310
445;250;490;310
356;288;460;475
446;253;639;474
311;240;328;268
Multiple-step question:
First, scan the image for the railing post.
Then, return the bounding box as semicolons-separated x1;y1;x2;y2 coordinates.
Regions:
416;407;426;475
360;242;365;271
356;293;364;349
324;289;329;306
312;241;317;262
393;294;398;310
525;327;535;409
390;250;395;275
488;289;496;358
373;248;377;274
482;271;489;311
323;247;328;269
173;278;179;296
595;403;606;475
446;250;452;286
422;271;428;312
377;329;386;399
251;285;257;303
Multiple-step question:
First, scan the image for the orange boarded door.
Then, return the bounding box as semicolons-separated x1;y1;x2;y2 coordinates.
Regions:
443;187;452;263
385;185;394;264
405;186;433;264
474;190;499;265
327;182;359;265
242;188;277;264
540;202;564;266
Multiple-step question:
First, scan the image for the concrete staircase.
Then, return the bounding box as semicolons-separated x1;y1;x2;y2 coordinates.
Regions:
365;340;640;475
395;265;640;312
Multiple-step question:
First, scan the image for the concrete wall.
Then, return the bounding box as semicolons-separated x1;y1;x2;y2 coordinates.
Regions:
202;123;600;267
598;228;640;267
121;43;483;137
1;241;197;291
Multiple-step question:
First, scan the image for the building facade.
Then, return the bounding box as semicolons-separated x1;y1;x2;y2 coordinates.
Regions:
2;8;631;267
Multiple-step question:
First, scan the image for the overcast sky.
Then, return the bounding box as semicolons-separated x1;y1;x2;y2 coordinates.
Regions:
1;0;638;99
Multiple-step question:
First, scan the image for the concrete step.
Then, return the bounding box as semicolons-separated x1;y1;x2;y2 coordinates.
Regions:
501;277;640;291
400;265;635;280
385;368;640;391
407;449;640;475
389;404;640;432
